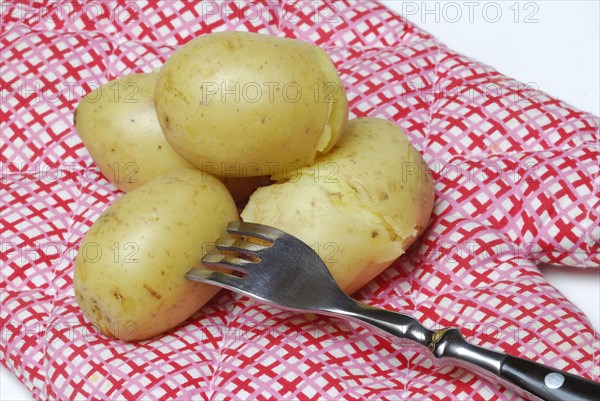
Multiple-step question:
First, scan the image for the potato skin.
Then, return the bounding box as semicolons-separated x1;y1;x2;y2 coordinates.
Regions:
155;31;348;178
74;169;239;341
75;72;194;192
242;118;435;294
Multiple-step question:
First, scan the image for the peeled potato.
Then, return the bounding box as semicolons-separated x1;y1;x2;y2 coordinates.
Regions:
241;118;435;294
74;72;194;192
155;31;348;178
74;169;239;341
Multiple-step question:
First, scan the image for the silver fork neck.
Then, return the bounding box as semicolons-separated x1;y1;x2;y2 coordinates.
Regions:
328;301;435;346
329;300;504;377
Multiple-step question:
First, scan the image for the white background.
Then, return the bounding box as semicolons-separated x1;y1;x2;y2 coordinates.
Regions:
2;1;599;399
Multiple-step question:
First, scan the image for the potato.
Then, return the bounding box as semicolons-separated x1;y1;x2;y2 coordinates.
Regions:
155;31;348;178
241;118;435;294
73;169;239;341
74;72;194;192
74;72;270;202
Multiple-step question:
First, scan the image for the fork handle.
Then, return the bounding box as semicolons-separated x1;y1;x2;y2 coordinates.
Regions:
339;303;600;401
498;355;600;401
432;328;600;401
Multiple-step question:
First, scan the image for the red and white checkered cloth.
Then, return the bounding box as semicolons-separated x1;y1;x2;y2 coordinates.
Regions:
1;1;599;400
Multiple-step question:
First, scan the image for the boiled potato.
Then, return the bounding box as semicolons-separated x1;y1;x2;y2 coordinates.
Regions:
74;71;270;202
74;72;194;192
155;31;348;178
74;169;239;341
242;118;435;294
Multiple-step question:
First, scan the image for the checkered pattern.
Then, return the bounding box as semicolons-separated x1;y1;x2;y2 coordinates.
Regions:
1;1;599;400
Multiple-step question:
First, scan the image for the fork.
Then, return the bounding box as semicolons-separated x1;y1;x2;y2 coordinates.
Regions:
186;221;600;401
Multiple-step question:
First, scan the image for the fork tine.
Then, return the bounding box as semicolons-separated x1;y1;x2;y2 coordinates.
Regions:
227;221;282;242
185;268;245;290
215;238;268;258
202;252;255;273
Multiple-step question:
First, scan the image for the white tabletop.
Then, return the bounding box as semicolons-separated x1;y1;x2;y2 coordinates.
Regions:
2;1;598;399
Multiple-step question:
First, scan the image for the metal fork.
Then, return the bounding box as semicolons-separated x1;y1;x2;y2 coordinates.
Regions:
186;221;600;401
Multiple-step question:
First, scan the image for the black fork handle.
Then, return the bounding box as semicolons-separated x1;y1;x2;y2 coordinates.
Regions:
438;330;600;401
498;355;600;401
